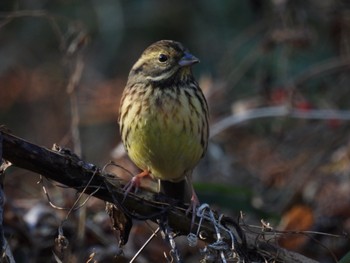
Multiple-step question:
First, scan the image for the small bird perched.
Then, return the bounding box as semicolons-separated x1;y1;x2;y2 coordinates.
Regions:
118;40;209;217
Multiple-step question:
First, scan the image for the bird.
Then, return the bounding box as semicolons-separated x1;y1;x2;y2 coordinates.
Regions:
118;40;209;221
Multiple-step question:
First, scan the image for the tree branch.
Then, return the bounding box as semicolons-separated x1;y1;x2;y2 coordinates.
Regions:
0;129;318;263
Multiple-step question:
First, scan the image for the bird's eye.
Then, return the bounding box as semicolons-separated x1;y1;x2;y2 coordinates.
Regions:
158;54;168;63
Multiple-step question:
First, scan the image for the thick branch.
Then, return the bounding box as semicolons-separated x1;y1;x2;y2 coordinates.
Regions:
0;131;224;238
0;130;195;233
0;129;318;263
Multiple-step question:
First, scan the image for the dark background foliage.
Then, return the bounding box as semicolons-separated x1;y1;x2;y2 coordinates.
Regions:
1;0;350;262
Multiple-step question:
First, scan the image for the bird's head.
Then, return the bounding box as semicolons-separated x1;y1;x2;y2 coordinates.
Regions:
130;40;199;83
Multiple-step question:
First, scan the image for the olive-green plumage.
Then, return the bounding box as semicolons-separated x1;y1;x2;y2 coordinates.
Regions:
118;40;209;187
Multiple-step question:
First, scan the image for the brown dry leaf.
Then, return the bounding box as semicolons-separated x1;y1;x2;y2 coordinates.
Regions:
278;204;314;250
105;202;132;246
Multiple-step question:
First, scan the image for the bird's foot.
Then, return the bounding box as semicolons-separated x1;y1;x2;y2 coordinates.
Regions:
186;190;200;230
123;170;149;201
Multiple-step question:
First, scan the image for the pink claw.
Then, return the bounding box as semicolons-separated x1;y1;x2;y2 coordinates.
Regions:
186;184;200;230
122;170;149;201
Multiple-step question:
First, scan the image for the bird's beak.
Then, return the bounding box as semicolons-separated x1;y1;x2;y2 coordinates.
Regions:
178;52;200;67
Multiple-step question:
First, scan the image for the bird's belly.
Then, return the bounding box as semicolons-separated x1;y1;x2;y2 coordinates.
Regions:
127;105;203;182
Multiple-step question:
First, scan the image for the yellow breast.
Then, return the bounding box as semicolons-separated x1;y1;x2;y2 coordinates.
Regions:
120;84;206;182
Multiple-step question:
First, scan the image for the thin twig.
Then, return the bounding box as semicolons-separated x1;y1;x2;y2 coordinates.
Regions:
210;105;350;138
0;10;67;45
129;227;160;263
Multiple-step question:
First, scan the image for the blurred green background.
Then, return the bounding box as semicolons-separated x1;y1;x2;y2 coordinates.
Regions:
1;0;350;262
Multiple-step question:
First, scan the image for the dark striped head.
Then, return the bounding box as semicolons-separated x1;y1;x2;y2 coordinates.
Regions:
129;40;199;83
